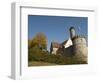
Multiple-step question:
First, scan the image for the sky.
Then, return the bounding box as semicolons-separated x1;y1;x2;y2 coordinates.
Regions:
28;15;88;51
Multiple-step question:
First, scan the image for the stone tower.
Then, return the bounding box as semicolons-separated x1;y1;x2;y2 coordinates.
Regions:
69;27;88;62
69;27;76;39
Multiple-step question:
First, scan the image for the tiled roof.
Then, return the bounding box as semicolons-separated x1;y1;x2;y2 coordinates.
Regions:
51;40;69;48
51;42;61;48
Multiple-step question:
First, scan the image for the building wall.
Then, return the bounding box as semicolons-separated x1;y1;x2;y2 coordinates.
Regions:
72;37;87;45
51;48;59;54
63;46;73;57
62;36;88;62
72;37;88;62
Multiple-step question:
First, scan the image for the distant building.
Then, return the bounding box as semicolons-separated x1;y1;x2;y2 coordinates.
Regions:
50;42;62;54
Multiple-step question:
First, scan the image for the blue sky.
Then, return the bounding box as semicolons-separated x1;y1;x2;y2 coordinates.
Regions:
28;15;88;51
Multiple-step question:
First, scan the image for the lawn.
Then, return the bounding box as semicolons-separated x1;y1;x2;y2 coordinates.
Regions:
28;61;57;66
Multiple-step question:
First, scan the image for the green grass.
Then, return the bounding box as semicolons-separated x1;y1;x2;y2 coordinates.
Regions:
28;61;57;66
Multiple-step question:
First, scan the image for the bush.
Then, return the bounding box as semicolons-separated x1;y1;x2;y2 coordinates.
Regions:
28;47;87;65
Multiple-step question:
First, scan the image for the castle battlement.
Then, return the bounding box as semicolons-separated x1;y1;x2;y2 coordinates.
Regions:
72;35;85;40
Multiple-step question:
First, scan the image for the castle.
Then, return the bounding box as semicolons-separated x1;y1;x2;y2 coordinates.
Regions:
50;27;88;62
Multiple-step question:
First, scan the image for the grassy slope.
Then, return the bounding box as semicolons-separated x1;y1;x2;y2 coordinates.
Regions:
28;61;57;66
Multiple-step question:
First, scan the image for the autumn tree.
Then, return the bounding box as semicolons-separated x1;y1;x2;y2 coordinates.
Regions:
31;32;47;50
28;39;32;49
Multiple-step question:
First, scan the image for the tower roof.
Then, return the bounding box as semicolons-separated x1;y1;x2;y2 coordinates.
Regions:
69;26;75;31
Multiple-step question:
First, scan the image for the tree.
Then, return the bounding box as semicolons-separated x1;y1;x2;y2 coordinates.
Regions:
31;32;47;50
28;39;32;49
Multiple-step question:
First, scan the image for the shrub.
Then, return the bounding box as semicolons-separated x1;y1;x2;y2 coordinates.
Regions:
28;47;86;65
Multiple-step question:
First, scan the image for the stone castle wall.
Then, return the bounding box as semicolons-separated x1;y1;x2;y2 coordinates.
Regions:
72;37;88;62
62;36;88;63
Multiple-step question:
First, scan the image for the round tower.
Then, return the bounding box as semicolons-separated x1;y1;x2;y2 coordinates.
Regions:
72;35;88;62
69;26;87;63
69;26;76;39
